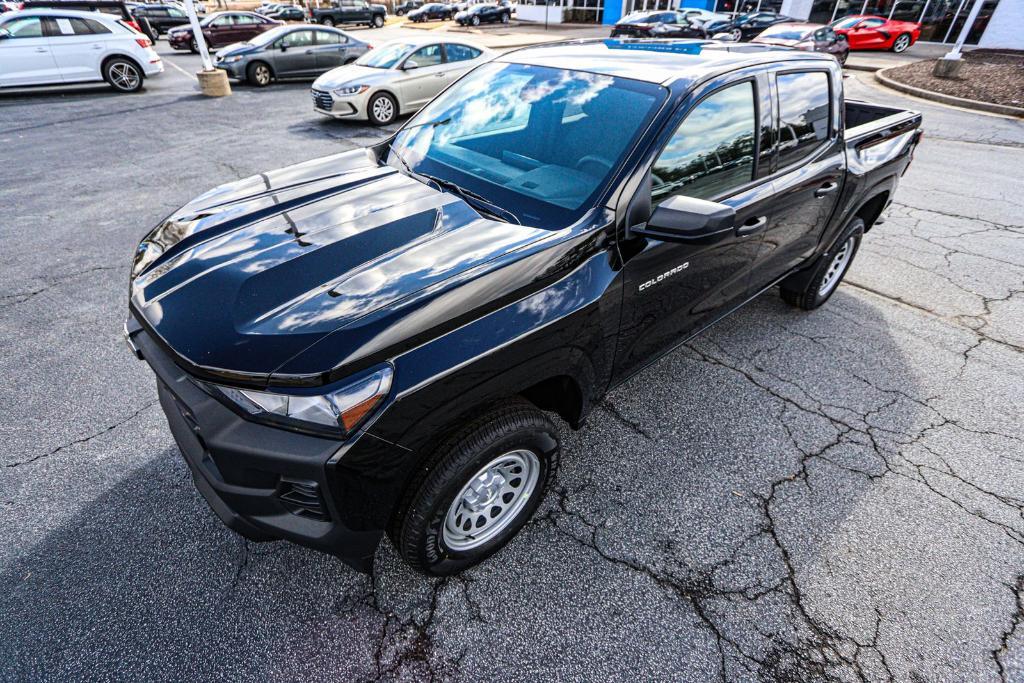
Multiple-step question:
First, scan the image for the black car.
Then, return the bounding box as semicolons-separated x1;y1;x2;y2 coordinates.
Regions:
394;0;422;15
454;2;508;25
407;2;452;21
131;3;190;35
126;41;921;577
265;4;308;20
705;11;794;41
610;10;706;38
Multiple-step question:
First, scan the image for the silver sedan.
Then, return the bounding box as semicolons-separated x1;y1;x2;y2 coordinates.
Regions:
311;37;494;125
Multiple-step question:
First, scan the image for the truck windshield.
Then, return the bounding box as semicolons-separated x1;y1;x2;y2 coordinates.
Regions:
388;62;665;229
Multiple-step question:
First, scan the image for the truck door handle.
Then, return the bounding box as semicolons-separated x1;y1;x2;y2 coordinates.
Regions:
736;216;767;236
814;181;839;198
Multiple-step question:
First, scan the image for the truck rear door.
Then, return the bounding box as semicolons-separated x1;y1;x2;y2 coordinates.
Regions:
748;66;844;289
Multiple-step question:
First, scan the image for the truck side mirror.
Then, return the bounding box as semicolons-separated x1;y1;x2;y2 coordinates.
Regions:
633;194;736;244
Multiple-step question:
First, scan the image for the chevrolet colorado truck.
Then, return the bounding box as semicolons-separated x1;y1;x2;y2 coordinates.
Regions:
126;39;922;576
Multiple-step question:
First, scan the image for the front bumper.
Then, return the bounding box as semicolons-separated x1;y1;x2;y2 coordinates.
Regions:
214;59;247;79
167;33;191;49
126;316;383;572
311;87;368;120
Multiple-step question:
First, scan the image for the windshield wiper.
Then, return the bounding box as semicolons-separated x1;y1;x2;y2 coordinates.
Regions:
400;116;452;132
419;173;521;225
387;142;519;225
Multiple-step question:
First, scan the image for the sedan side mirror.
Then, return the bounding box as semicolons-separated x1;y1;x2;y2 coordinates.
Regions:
0;29;10;40
403;60;419;69
632;194;736;244
280;42;288;51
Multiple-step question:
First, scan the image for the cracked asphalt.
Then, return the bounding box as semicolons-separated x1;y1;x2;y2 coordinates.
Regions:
2;47;1023;681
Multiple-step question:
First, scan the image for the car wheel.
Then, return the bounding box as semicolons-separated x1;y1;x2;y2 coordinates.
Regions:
730;27;742;41
501;11;509;22
780;217;864;310
471;14;480;25
103;57;144;93
321;17;334;26
839;49;849;65
246;61;272;87
892;33;911;53
373;14;384;27
396;8;404;14
390;400;560;576
189;37;198;53
367;91;397;125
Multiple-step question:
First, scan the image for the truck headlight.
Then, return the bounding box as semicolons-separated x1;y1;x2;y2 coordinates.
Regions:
207;365;393;437
333;84;369;96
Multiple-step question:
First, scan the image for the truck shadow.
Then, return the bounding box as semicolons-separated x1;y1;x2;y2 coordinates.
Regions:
0;288;930;679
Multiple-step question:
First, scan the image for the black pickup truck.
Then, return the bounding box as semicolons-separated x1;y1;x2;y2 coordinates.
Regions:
126;40;921;576
312;0;386;27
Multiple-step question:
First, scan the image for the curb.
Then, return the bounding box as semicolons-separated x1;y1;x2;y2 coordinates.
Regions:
843;62;882;73
874;66;1024;118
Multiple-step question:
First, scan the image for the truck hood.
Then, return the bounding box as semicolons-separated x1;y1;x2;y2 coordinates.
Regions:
129;149;553;384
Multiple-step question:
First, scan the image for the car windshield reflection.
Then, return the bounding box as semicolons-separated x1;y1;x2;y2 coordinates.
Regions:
388;62;665;230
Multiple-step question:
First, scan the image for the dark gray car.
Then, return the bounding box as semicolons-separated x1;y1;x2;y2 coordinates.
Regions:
214;24;370;86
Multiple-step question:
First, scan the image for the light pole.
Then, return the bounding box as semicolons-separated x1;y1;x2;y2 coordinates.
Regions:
933;0;984;77
184;0;231;95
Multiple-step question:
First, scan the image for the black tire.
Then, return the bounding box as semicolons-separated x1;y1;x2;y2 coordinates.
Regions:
372;13;384;27
102;57;144;93
780;217;864;310
390;400;560;576
396;8;404;14
839;49;848;66
189;37;198;53
891;32;911;53
366;91;397;125
321;16;334;26
501;11;508;22
246;60;272;87
471;14;480;25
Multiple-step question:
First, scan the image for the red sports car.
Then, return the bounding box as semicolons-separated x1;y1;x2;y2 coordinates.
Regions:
830;14;920;53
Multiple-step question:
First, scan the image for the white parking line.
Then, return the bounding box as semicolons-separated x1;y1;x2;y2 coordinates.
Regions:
164;57;198;82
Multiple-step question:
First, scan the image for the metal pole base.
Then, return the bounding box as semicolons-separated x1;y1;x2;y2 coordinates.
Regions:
932;56;963;79
196;69;232;97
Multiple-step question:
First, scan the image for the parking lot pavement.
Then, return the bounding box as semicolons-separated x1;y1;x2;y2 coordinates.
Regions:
1;52;1023;681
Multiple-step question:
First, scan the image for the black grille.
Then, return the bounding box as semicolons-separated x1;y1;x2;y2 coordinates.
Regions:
311;89;333;111
278;478;330;520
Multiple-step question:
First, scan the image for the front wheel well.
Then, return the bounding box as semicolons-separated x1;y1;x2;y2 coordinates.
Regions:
855;191;889;231
520;375;584;429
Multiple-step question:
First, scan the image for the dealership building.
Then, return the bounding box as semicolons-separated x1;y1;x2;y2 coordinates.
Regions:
583;0;1024;50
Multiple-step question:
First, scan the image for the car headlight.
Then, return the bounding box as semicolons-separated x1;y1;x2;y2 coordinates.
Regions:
333;84;369;96
220;55;244;63
207;365;393;437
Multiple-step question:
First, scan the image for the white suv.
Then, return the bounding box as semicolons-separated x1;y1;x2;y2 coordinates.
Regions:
0;8;163;92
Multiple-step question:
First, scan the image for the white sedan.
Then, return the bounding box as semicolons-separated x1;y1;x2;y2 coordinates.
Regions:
0;8;163;92
311;36;493;125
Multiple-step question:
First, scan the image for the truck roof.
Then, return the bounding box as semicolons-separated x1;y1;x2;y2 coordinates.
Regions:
500;39;836;86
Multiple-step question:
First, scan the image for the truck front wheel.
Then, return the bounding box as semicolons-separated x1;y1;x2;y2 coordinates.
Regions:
390;400;561;576
780;217;864;310
372;14;384;27
321;17;334;26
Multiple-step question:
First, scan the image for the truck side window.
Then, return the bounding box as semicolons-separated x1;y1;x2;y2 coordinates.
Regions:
776;71;831;169
651;81;756;204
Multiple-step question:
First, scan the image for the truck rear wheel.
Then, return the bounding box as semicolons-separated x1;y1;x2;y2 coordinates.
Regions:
390;400;560;576
780;217;864;310
372;14;384;27
321;17;334;26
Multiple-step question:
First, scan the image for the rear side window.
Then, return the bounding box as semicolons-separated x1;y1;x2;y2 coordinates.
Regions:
776;71;831;168
652;81;757;204
316;29;344;43
445;43;480;62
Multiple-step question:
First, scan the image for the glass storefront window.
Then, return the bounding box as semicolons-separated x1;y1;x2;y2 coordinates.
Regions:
816;0;1000;44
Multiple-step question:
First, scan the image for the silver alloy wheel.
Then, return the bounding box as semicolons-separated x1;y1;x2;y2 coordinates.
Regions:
109;62;141;91
373;14;384;26
730;27;742;40
818;236;854;296
442;449;540;551
893;34;910;52
371;94;394;122
322;17;334;26
253;64;271;86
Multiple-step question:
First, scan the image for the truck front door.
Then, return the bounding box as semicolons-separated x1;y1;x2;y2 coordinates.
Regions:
614;75;775;382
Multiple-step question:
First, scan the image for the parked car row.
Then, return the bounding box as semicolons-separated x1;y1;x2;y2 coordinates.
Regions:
167;10;279;52
311;0;386;29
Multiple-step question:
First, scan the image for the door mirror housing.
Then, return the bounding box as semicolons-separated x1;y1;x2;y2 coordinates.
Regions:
279;42;288;51
632;194;736;244
0;29;11;40
403;59;419;69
